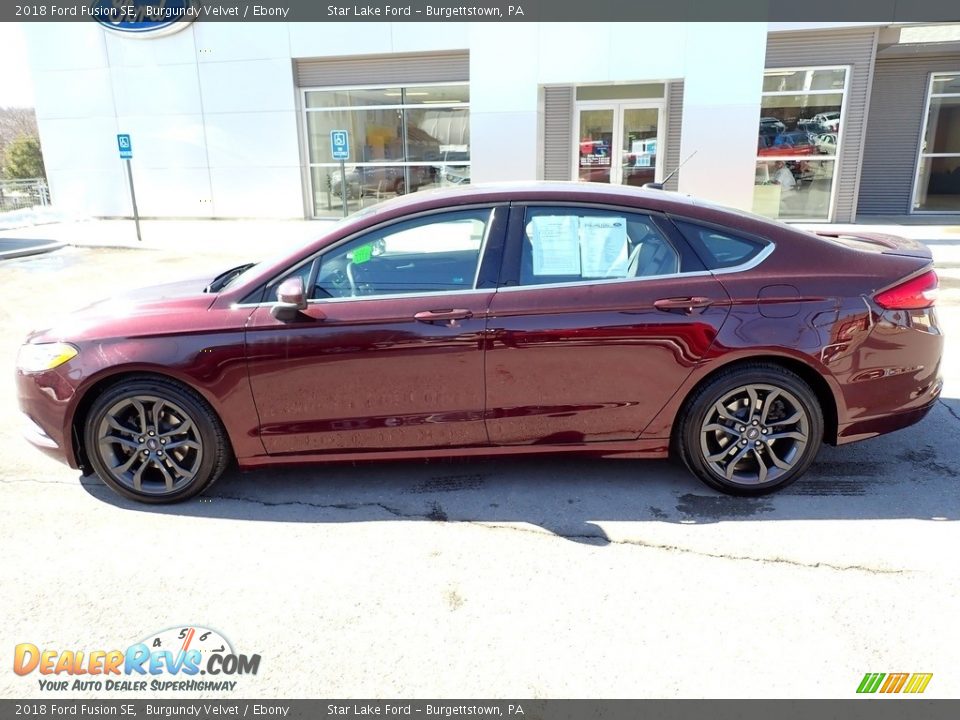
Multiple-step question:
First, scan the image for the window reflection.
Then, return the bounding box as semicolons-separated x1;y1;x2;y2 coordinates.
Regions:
753;68;847;220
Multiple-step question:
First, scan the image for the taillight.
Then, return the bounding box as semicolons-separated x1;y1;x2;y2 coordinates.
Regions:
874;270;938;310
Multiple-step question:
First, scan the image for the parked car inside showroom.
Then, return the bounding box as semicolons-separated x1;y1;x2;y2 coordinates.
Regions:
16;183;942;503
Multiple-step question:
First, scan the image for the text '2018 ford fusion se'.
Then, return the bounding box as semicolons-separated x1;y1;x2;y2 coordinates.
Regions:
16;183;943;503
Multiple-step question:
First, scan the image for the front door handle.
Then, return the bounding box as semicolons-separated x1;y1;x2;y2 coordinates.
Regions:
414;309;474;323
653;296;713;314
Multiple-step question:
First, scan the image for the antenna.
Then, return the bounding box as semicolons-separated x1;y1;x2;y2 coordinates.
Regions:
642;150;698;191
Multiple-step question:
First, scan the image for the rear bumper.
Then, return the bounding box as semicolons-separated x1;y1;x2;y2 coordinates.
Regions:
836;377;942;444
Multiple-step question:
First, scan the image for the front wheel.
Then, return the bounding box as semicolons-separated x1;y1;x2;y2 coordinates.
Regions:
676;364;823;496
84;378;231;503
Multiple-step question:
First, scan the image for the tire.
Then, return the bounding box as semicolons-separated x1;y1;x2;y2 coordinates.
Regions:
675;364;823;496
83;377;231;504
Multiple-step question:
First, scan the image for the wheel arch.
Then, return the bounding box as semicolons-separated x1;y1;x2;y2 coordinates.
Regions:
669;354;840;448
69;369;234;473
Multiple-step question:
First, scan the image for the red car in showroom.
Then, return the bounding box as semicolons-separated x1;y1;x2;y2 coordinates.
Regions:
16;183;942;503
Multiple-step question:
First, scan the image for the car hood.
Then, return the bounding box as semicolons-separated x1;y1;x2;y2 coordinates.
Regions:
25;276;218;344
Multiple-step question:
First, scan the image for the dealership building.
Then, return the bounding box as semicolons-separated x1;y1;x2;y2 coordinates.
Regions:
21;20;960;222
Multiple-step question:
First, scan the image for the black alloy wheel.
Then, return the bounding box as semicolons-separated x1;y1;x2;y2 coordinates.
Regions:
677;364;823;495
84;378;230;503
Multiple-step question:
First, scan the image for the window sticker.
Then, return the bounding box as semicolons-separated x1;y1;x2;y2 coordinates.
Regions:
530;215;581;275
351;244;373;264
579;216;628;278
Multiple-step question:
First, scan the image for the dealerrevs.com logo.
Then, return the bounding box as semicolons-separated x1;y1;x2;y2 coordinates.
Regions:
13;626;261;692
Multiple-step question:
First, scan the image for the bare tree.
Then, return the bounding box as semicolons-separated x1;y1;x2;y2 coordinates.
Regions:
0;108;39;177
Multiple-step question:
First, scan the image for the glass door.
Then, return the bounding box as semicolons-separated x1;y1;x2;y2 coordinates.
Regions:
576;107;615;184
575;102;663;186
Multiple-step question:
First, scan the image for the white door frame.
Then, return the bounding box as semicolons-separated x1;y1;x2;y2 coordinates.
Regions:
572;99;666;185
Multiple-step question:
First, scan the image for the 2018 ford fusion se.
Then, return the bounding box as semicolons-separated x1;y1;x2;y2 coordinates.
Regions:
16;183;943;503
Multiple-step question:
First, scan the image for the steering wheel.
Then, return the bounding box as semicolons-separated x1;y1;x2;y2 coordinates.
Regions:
345;260;357;296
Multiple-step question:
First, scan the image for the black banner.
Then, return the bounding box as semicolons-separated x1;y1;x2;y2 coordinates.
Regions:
6;0;960;23
2;700;960;719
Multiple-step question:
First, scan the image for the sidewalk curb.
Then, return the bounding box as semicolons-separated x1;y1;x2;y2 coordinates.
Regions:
0;241;65;260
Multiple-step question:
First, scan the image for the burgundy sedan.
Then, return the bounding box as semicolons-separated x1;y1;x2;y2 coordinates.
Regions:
16;183;943;502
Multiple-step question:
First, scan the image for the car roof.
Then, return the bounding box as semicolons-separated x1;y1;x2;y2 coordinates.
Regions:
353;181;711;218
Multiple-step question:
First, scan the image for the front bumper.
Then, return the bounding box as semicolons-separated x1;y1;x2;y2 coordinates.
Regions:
16;366;80;468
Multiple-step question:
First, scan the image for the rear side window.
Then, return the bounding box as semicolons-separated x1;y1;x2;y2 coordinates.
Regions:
518;207;680;287
673;220;768;270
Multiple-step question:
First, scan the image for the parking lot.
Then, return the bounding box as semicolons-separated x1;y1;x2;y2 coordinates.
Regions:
1;236;958;699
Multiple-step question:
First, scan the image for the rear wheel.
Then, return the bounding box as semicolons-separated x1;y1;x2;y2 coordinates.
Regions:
83;378;230;503
676;364;823;495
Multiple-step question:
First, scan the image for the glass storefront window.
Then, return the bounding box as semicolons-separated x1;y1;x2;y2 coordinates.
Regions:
761;69;846;93
915;72;960;212
576;83;665;101
753;67;847;221
306;88;401;108
305;84;469;217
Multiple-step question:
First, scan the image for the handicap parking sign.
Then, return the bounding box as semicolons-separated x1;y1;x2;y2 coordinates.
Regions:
117;134;132;159
330;130;349;161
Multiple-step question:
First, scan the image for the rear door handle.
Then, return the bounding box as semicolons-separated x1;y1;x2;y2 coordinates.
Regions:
414;309;474;323
653;296;713;313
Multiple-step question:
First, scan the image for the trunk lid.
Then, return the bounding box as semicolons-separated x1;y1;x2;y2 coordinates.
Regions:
812;230;933;261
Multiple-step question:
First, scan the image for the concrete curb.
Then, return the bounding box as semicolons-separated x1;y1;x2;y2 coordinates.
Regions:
0;241;65;260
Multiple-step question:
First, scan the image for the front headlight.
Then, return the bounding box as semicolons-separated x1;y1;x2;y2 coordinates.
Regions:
17;342;79;374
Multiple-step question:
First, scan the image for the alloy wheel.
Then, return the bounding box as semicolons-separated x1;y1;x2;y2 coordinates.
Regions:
698;383;810;486
95;394;203;496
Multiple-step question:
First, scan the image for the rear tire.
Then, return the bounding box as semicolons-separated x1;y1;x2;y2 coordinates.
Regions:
83;377;231;504
676;364;823;496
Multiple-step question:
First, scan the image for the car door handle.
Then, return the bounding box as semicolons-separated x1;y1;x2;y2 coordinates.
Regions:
414;309;474;323
653;297;713;313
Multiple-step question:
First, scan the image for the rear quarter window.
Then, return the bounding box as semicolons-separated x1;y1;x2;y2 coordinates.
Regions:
673;220;769;270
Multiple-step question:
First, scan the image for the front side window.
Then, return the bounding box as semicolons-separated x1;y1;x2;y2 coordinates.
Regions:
519;207;679;286
753;67;848;221
914;72;960;212
299;209;490;300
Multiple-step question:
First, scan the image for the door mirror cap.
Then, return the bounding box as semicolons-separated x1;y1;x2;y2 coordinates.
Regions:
270;277;308;321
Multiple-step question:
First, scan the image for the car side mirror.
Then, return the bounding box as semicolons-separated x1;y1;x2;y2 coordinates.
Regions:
270;277;308;321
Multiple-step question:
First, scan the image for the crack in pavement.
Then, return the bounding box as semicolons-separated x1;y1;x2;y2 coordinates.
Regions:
210;492;410;518
209;492;906;575
0;476;102;487
939;399;960;423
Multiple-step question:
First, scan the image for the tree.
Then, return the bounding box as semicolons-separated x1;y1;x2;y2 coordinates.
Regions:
0;108;38;170
3;134;46;180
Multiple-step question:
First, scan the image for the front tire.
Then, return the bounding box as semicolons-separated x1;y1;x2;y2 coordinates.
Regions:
83;378;230;504
676;364;823;496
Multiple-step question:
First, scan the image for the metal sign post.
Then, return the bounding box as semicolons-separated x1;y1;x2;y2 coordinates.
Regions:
330;130;350;218
117;134;141;242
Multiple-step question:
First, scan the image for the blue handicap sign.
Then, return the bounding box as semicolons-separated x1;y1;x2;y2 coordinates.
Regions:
117;134;133;159
330;130;349;161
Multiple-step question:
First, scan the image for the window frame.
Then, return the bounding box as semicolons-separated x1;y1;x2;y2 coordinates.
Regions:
666;216;775;273
911;71;960;214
